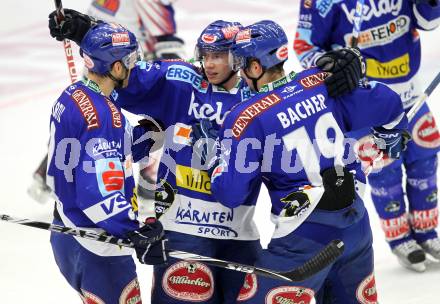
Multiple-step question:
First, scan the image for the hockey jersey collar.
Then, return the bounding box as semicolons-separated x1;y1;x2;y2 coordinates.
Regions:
82;78;103;94
212;77;243;94
259;71;296;93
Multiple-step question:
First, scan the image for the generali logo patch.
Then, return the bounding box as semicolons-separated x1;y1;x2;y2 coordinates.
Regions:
71;89;100;130
162;261;214;302
299;71;329;88
106;99;122;128
232;93;282;138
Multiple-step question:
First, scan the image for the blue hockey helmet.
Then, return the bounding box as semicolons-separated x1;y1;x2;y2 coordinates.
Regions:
231;20;288;71
80;22;140;75
194;20;242;60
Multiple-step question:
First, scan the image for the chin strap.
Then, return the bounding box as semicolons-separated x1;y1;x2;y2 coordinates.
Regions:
243;68;265;92
107;64;129;89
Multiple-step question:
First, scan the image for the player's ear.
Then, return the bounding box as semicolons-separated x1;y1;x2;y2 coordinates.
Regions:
111;60;124;76
249;59;263;77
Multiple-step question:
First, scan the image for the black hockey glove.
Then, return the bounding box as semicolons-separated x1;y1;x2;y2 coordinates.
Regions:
155;34;186;59
410;0;438;6
316;47;364;97
48;8;99;44
318;166;356;211
371;127;411;159
127;218;168;265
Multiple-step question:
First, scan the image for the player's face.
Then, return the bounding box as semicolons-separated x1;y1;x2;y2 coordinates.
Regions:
122;68;132;88
202;51;232;84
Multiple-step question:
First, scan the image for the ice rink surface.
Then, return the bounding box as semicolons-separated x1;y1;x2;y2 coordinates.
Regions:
0;0;439;303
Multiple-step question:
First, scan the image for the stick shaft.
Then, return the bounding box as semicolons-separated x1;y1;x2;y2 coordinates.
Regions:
0;213;343;282
407;72;440;122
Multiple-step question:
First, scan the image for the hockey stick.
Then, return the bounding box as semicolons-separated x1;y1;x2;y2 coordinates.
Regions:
28;0;79;203
54;0;78;83
407;71;440;122
363;71;440;175
0;214;344;282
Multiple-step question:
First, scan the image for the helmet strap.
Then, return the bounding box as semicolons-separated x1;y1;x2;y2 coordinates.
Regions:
244;68;265;92
107;62;129;89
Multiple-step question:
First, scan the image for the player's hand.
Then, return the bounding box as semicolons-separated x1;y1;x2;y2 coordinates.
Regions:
127;218;168;265
48;8;98;44
371;127;411;159
191;119;220;170
317;47;364;97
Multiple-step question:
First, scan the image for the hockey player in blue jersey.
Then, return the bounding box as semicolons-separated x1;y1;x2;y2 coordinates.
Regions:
47;23;167;303
294;0;440;272
192;20;409;303
30;0;186;206
49;10;365;303
50;16;262;303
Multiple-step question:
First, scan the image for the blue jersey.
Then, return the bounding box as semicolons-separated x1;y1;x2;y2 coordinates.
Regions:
113;60;259;240
294;0;440;108
47;79;140;256
211;68;407;238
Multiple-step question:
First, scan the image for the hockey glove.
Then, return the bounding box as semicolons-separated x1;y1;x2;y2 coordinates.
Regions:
410;0;438;5
371;127;411;159
48;9;99;44
127;218;168;265
318;166;356;211
191;119;220;173
155;35;186;60
316;47;364;97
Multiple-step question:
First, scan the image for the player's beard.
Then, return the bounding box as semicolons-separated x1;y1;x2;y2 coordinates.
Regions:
110;67;130;89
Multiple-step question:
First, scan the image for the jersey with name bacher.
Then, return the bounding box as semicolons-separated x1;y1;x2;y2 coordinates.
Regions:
211;68;407;238
295;0;440;108
113;60;258;240
46;80;139;256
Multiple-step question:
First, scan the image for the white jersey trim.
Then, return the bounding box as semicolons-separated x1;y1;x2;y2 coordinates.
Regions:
414;5;440;31
270;186;324;239
55;199;134;257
